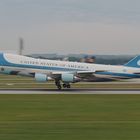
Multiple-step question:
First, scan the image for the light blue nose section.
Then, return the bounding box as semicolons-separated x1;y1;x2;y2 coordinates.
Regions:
124;56;140;68
0;53;9;66
0;53;4;66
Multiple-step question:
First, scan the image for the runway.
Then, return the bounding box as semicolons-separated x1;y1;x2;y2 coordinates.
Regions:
0;88;140;94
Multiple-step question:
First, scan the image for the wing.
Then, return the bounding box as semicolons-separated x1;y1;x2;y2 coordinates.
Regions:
51;71;95;79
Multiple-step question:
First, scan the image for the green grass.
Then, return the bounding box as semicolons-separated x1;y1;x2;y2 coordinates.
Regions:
0;94;140;140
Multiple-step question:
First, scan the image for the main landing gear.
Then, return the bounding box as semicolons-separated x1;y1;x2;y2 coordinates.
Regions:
63;83;71;89
55;80;71;90
55;80;62;90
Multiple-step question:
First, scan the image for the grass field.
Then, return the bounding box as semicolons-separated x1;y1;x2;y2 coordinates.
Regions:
0;94;140;140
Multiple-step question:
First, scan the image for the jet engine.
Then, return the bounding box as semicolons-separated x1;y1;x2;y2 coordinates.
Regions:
35;73;48;82
61;73;80;83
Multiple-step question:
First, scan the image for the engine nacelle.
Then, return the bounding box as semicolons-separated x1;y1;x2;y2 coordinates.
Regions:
61;73;80;83
35;73;48;82
61;73;74;82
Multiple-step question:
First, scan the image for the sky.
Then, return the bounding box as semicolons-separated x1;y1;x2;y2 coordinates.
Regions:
0;0;140;55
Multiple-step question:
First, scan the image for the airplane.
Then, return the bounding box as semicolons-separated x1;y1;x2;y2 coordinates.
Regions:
0;53;140;90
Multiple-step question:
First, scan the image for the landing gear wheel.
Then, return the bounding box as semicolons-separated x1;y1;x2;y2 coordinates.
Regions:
55;80;62;90
57;85;62;90
66;84;71;88
63;84;67;88
63;83;71;89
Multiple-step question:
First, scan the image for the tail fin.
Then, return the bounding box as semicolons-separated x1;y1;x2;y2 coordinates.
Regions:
125;56;140;68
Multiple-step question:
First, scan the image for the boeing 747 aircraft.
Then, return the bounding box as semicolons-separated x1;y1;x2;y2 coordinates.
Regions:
0;53;140;90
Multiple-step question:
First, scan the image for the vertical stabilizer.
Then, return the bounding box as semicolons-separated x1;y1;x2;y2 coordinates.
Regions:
125;56;140;68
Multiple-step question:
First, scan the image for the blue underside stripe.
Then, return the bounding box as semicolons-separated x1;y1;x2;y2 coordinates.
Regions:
96;71;140;78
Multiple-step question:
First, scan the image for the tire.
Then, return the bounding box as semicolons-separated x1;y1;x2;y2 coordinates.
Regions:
67;84;71;88
63;84;67;88
57;85;62;90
